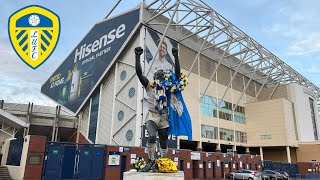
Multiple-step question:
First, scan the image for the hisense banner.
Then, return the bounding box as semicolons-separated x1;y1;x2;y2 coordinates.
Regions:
41;8;140;113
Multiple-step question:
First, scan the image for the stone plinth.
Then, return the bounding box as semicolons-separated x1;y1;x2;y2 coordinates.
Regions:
123;171;184;180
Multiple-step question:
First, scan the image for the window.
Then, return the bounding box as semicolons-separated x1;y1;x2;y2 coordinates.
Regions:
309;98;318;140
126;129;133;142
220;128;234;141
88;90;100;143
200;95;246;124
128;87;135;98
236;131;247;143
234;105;246;124
118;110;124;121
120;70;127;81
201;124;218;139
200;95;217;117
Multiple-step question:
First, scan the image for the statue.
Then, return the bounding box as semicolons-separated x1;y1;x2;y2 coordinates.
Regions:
134;45;181;172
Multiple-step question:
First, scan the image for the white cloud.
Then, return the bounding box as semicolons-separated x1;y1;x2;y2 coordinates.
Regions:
262;1;320;56
0;35;58;107
287;33;320;56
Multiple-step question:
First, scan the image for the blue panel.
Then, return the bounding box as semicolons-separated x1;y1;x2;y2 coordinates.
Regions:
78;146;92;179
61;145;77;179
16;13;53;27
6;138;24;166
91;147;105;179
44;144;64;180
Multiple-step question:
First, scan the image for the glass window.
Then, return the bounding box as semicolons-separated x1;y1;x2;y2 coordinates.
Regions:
126;129;133;142
88;90;100;143
128;87;135;98
309;98;318;140
120;70;127;81
201;124;218;139
200;95;246;124
220;128;234;141
236;131;247;143
200;95;217;117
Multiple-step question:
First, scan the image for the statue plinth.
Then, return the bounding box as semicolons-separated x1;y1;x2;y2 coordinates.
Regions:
123;171;184;180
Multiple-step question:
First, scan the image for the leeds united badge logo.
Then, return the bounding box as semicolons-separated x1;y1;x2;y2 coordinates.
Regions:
8;5;60;69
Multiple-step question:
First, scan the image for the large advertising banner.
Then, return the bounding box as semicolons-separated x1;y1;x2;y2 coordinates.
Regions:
41;8;140;113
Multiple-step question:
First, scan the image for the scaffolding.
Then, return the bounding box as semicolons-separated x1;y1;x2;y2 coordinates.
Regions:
141;0;320;111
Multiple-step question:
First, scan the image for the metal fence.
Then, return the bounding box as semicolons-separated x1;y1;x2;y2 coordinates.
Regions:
262;160;299;177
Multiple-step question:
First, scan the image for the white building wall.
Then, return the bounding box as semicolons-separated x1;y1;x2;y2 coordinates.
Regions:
79;103;90;138
96;68;115;144
0;132;11;149
96;33;141;146
289;83;319;141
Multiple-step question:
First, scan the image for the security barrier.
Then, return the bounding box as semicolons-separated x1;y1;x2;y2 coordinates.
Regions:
42;142;105;180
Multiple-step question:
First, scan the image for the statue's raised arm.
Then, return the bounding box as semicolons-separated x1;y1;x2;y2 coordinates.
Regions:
172;47;181;79
134;47;149;88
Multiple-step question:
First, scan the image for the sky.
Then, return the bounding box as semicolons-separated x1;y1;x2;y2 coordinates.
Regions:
0;0;319;107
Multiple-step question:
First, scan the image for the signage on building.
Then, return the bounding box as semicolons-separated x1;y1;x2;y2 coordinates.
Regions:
108;152;120;166
191;152;201;160
41;8;140;113
141;126;177;148
227;149;234;154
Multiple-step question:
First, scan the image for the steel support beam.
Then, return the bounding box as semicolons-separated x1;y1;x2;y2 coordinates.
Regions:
201;40;232;96
144;0;320;113
217;50;250;105
268;74;286;100
146;2;180;76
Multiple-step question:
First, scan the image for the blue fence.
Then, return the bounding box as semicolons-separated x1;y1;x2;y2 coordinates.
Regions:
42;142;105;180
290;174;320;179
262;160;299;177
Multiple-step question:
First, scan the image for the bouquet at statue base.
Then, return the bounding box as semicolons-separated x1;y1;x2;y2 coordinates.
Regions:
155;158;178;173
130;157;146;172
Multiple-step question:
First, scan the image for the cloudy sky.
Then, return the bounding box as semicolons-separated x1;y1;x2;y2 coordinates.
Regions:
0;0;319;107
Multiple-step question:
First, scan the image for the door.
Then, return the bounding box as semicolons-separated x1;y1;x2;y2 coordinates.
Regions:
60;145;76;179
179;160;184;171
43;144;64;180
78;146;92;179
91;147;105;179
120;155;127;180
78;146;105;179
203;161;206;179
221;162;224;178
212;162;215;178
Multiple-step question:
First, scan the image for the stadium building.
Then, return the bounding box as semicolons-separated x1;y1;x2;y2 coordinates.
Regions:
40;1;320;163
1;1;320;178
